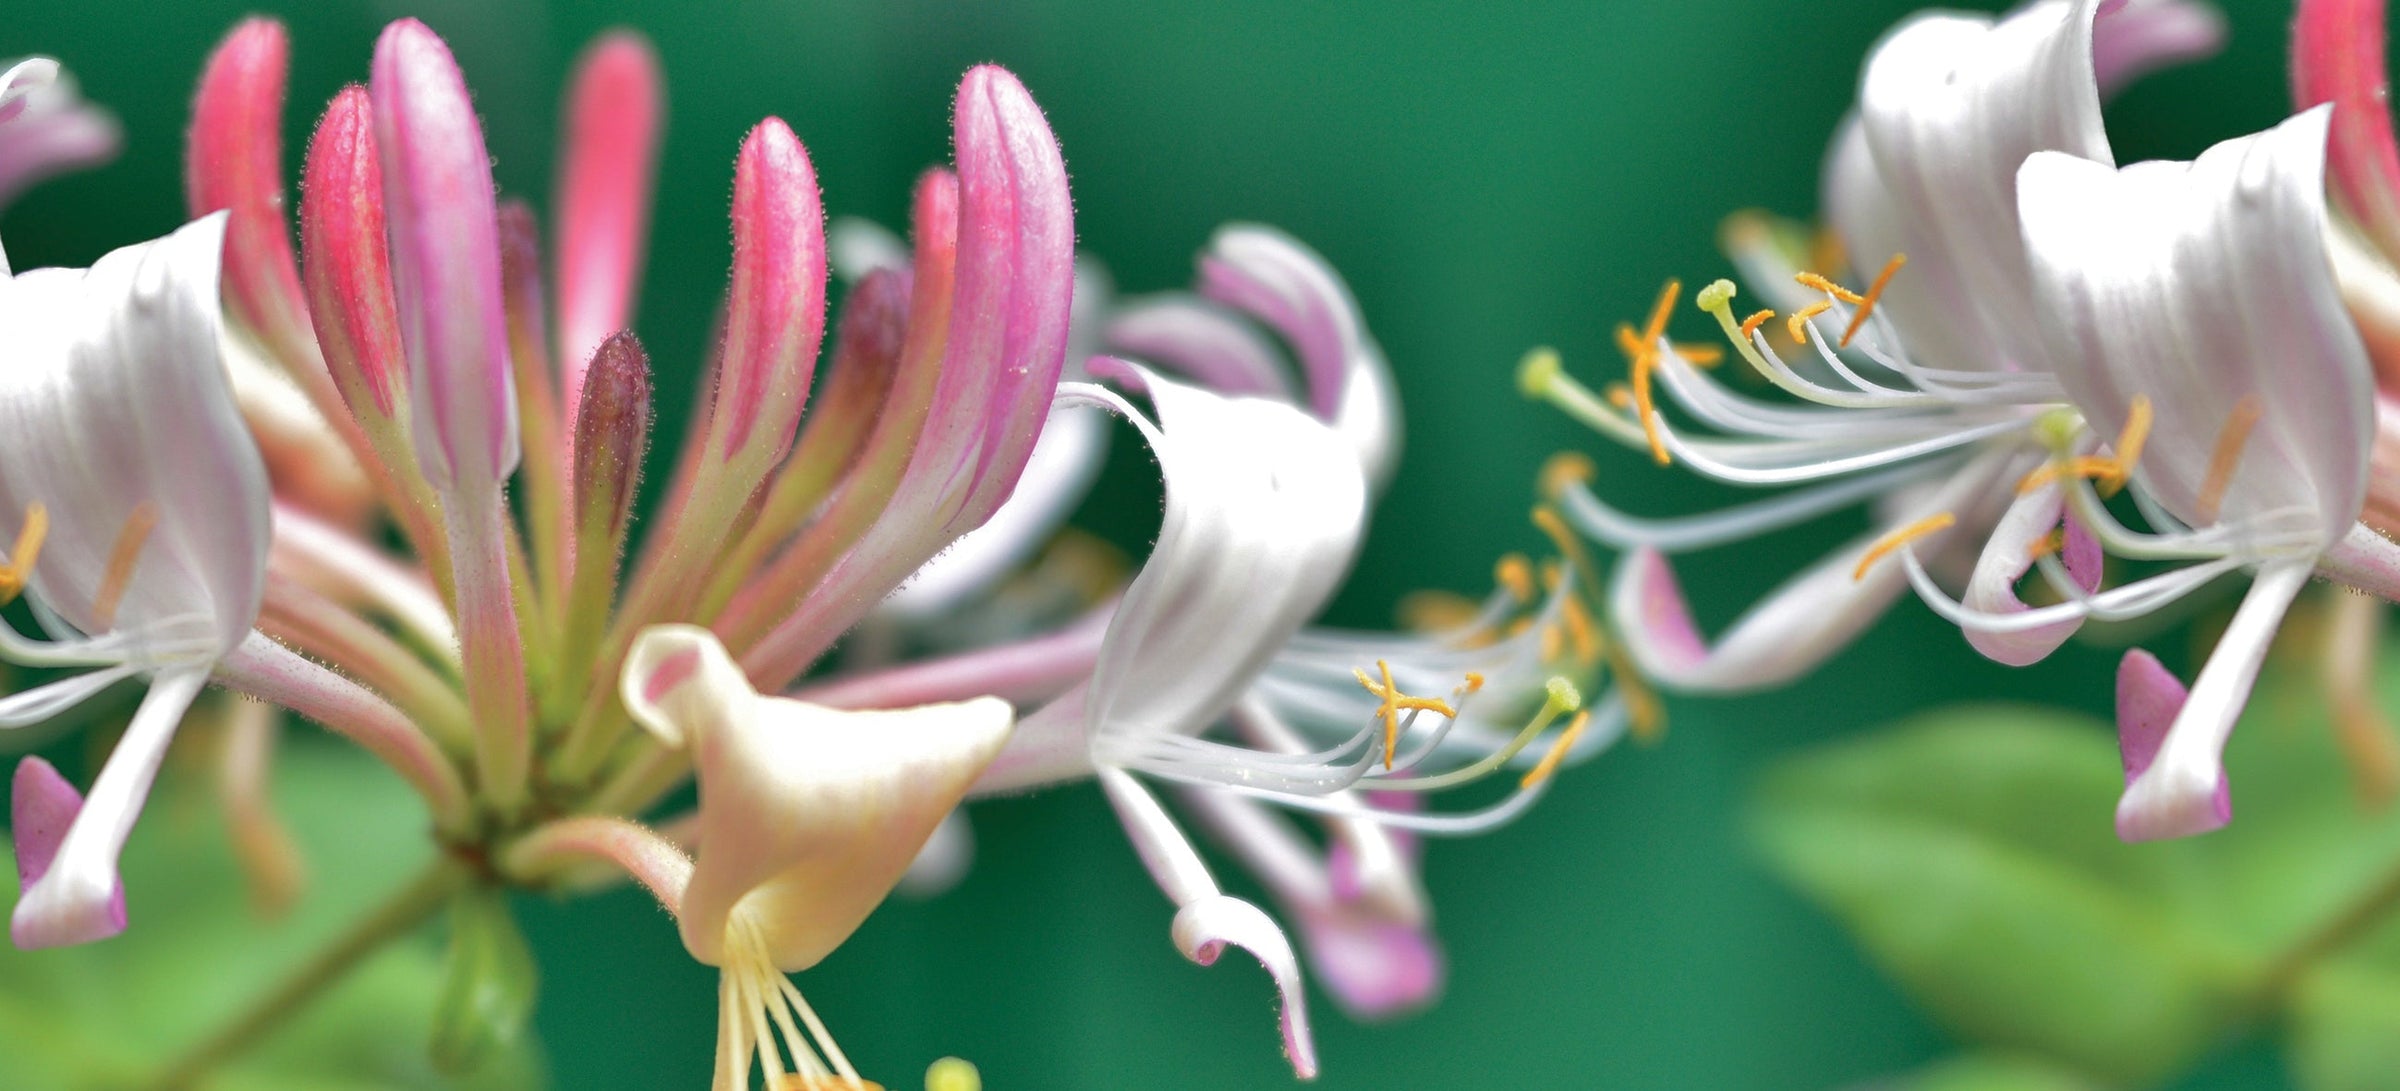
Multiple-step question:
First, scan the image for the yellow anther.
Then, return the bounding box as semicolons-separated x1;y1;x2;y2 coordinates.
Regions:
1540;451;1596;499
1838;254;1906;348
1539;622;1564;664
91;501;160;632
1464;671;1487;693
2105;395;2154;495
1786;300;1833;344
1397;589;1484;636
1538;558;1563;594
1677;343;1724;366
2026;527;2066;561
2195;393;2266;524
1605;383;1635;410
0;503;49;606
1531;504;1605;608
1793;271;1864;305
1738;309;1775;341
1353;659;1459;770
1519;709;1594;790
1611;281;1686;466
1496;554;1536;602
1560;593;1603;666
1852;511;1958;581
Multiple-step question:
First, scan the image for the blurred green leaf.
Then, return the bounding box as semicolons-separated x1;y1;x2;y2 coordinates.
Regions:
1874;1051;2105;1091
0;735;546;1090
433;887;541;1075
1750;707;2252;1084
1753;629;2400;1089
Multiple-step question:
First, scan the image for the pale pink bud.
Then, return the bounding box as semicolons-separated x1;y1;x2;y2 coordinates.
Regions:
555;32;663;421
370;18;519;493
574;331;652;549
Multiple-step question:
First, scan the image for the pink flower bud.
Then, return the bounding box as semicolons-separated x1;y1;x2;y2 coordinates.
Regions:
556;32;663;421
300;86;406;422
711;117;825;467
2294;0;2400;263
186;18;311;360
370;18;518;493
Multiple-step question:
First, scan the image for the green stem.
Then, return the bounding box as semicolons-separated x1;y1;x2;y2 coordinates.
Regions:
2254;851;2400;1008
143;861;466;1091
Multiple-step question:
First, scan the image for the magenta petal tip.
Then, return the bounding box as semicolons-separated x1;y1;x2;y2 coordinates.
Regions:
10;758;125;949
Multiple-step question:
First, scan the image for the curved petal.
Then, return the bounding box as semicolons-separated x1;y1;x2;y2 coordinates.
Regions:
9;757;123;947
1832;0;2115;376
1611;450;2014;692
12;669;207;948
2114;562;2312;841
0;215;270;655
1172;895;1319;1080
1961;481;2098;665
0;58;119;214
2019;107;2372;547
1051;366;1366;757
621;625;1012;970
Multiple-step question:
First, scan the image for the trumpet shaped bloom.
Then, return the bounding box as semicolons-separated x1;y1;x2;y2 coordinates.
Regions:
0;215;272;947
621;625;1011;1091
2008;107;2386;839
1524;0;2220;692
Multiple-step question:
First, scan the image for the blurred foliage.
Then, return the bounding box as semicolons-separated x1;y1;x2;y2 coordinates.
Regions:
0;722;543;1089
1753;603;2400;1089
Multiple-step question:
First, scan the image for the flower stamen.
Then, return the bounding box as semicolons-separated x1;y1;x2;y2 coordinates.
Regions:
2195;393;2265;525
1738;308;1775;342
1785;300;1833;344
2015;395;2154;498
1519;708;1594;789
91;501;160;631
1792;271;1864;305
1853;511;1958;581
1352;659;1459;770
1495;554;1536;603
2026;527;2066;561
1838;254;1906;348
1611;279;1685;466
0;503;49;605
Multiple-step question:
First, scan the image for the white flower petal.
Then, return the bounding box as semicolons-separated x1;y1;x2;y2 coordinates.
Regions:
622;624;1013;970
0;214;269;655
2019;106;2372;546
880;403;1108;619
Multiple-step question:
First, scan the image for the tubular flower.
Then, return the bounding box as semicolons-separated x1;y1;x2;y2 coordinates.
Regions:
953;365;1594;1075
0;216;270;947
797;229;1613;1031
0;57;118;218
2003;108;2396;840
609;625;1011;1091
1521;0;2222;691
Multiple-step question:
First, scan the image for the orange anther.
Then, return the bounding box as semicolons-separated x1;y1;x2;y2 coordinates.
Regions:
2026;528;2067;561
1496;554;1536;602
1838;254;1907;347
0;503;48;605
91;501;159;631
1787;300;1833;344
2195;394;2265;524
1793;271;1865;304
1853;511;1958;581
1354;659;1460;770
1739;309;1775;341
1520;709;1594;789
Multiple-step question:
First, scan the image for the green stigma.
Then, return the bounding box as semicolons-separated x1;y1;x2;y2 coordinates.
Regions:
1517;346;1564;399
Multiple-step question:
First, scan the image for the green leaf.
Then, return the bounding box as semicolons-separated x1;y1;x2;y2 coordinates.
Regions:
1752;632;2400;1090
1876;1052;2106;1091
432;887;541;1074
1749;708;2253;1084
0;735;547;1090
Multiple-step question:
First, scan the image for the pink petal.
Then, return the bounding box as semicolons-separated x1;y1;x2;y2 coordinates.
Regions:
1295;909;1443;1020
1961;484;2089;666
2092;0;2225;98
555;32;664;422
10;758;124;946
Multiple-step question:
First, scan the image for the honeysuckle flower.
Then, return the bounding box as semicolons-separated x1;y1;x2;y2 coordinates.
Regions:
1994;107;2399;839
610;624;1011;1091
0;57;118;218
1522;0;2222;692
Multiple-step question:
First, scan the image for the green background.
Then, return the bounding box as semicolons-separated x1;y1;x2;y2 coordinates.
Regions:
0;0;2310;1086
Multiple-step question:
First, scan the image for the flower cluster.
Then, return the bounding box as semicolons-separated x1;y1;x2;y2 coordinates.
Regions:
0;13;1621;1088
1531;0;2400;842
